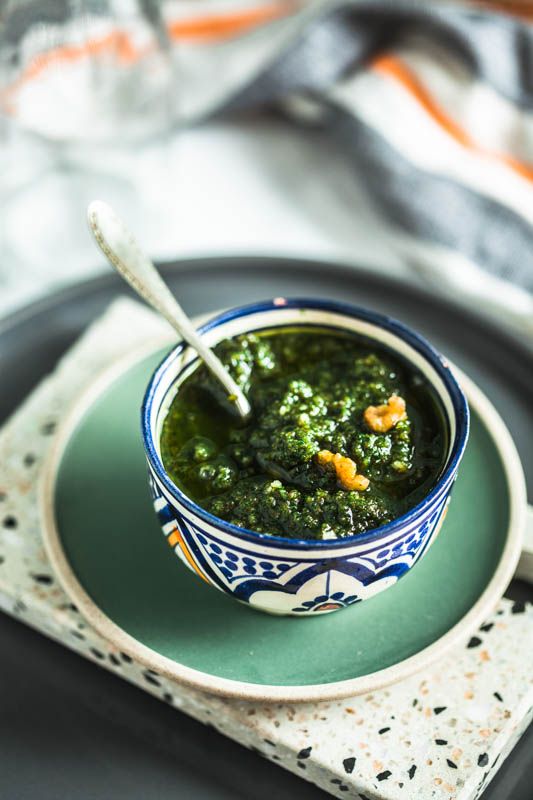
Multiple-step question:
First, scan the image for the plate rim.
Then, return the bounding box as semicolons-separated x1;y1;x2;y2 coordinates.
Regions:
39;328;527;703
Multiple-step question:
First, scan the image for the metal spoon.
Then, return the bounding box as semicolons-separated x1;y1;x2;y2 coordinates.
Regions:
87;200;251;421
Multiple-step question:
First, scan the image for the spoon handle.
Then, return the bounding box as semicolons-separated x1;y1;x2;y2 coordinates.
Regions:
87;201;251;420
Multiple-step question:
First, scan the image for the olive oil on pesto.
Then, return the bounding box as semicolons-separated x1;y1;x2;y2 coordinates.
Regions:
160;329;447;539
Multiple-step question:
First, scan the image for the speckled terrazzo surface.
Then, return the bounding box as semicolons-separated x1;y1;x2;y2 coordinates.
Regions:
1;298;532;800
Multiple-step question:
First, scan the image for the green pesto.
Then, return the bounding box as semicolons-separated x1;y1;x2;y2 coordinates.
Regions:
160;329;447;539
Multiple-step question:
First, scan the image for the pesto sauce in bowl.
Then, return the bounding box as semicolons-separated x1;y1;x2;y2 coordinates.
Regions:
160;329;447;540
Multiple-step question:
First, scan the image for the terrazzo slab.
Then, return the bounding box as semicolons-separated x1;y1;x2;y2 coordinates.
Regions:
0;297;532;800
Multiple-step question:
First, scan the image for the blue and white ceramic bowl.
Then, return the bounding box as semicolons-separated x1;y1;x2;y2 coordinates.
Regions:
141;299;469;616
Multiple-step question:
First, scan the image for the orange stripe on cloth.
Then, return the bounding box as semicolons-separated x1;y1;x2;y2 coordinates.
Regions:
2;30;145;103
169;528;209;583
1;2;294;105
372;54;533;184
469;1;533;22
168;1;296;41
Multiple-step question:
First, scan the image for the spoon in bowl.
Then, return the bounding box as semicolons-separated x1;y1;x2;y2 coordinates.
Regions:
87;200;251;421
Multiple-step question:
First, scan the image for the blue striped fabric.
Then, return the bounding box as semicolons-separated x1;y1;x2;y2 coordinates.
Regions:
189;1;533;305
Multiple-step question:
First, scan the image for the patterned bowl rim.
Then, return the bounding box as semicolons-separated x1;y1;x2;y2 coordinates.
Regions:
141;297;469;548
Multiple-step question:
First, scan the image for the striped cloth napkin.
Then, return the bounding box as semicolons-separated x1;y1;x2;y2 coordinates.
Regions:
175;0;533;332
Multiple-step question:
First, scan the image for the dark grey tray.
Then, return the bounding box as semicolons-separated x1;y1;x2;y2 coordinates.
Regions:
1;256;531;799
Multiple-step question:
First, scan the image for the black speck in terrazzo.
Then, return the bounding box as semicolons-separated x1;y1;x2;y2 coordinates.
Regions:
263;739;276;747
31;573;53;584
143;671;161;687
377;770;392;781
480;622;494;632
408;765;417;780
297;761;306;770
379;727;390;734
467;636;482;648
339;786;349;792
41;421;56;435
297;746;312;759
70;630;85;640
69;603;78;612
3;516;18;529
13;600;27;614
342;757;356;774
330;779;342;785
120;652;132;663
109;654;121;666
447;759;458;769
272;755;280;761
90;648;105;660
0;556;4;565
23;453;36;467
398;783;403;788
359;794;372;800
434;706;447;715
163;693;173;704
435;739;448;745
496;609;504;615
412;698;418;707
478;753;489;767
494;691;503;702
512;601;526;614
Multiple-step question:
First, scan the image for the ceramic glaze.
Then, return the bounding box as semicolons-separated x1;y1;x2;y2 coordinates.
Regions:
141;300;469;616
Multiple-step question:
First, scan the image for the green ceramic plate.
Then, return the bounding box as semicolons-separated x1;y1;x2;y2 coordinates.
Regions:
41;345;525;702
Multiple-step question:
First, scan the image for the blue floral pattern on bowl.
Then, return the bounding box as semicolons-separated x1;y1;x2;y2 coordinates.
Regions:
142;299;468;616
148;471;452;615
